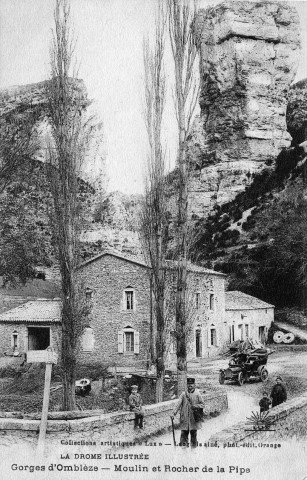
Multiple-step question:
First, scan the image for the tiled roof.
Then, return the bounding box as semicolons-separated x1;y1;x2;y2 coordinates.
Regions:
164;260;227;277
79;250;226;277
225;291;274;311
0;299;61;323
78;249;149;269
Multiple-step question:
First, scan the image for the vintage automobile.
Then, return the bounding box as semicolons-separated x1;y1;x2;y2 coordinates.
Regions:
75;378;91;396
219;341;273;386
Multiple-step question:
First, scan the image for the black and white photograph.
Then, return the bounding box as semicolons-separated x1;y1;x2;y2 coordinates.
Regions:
1;0;307;479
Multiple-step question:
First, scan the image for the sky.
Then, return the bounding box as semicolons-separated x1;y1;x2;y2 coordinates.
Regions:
0;0;307;194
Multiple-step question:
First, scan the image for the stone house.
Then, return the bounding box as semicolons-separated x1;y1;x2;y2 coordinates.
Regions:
225;291;274;344
77;251;227;372
0;299;61;356
0;253;274;371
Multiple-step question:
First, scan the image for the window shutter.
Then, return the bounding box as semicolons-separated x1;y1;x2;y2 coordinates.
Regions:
134;331;140;354
82;327;94;352
207;328;211;347
216;329;220;346
118;331;124;353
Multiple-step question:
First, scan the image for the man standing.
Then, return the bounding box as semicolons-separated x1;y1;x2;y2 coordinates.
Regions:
171;377;204;447
129;385;144;429
270;376;287;408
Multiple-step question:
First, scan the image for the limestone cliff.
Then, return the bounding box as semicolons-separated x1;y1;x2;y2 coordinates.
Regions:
0;80;141;285
188;0;301;219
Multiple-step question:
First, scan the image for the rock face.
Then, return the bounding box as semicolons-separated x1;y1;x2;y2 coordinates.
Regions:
80;191;142;257
188;0;301;218
0;81;141;276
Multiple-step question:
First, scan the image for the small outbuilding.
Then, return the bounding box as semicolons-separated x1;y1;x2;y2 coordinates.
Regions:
0;299;61;356
225;291;274;344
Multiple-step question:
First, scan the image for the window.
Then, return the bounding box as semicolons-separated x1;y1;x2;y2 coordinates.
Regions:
245;324;249;339
238;324;243;341
81;327;94;352
169;331;176;354
118;327;139;354
124;288;135;311
208;324;218;347
210;328;217;346
85;288;93;301
11;331;18;351
209;294;214;311
126;291;134;310
195;292;200;309
125;331;134;352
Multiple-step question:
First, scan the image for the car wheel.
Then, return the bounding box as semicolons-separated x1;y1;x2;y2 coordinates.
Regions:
219;371;225;384
238;371;244;386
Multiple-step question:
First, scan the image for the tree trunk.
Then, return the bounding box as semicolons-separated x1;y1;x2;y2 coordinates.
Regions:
176;123;188;394
62;341;76;411
155;323;165;403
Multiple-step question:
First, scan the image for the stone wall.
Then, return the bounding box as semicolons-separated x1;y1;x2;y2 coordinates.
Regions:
210;391;307;443
78;253;229;371
225;307;274;344
77;254;152;370
0;391;228;445
166;268;227;365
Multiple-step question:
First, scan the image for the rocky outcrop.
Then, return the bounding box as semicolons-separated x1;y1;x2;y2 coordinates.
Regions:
0;79;86;117
188;0;301;219
0;79;88;164
80;191;142;258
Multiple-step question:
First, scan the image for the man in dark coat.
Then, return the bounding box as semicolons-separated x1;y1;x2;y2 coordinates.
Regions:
270;376;287;408
171;378;204;448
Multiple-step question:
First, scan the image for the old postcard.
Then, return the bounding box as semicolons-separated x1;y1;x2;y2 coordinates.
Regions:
1;0;307;479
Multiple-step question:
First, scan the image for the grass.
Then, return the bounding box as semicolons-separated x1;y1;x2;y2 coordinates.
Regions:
0;365;179;414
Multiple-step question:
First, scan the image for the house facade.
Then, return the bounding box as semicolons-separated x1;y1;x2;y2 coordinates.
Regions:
225;291;274;344
0;299;61;356
77;252;152;372
77;251;227;372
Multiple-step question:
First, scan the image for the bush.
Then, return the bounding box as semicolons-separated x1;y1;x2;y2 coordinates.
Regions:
275;308;307;329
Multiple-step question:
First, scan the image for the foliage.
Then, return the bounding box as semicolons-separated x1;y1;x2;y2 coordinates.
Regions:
139;0;168;402
216;179;307;309
46;0;93;410
168;0;200;394
0;103;40;193
275;308;307;330
0;183;51;286
287;80;307;145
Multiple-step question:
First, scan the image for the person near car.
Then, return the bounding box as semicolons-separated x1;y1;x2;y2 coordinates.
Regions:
129;385;144;429
259;391;271;413
171;377;204;448
270;376;287;407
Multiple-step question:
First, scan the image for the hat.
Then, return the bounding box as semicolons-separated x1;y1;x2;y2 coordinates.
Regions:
131;384;138;390
187;378;195;385
276;376;282;381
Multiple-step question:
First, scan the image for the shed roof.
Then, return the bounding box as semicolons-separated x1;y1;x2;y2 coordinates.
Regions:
78;249;226;277
225;291;274;311
0;299;61;324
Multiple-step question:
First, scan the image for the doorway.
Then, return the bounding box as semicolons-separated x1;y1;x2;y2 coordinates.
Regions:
258;326;265;344
195;329;202;357
28;327;50;350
